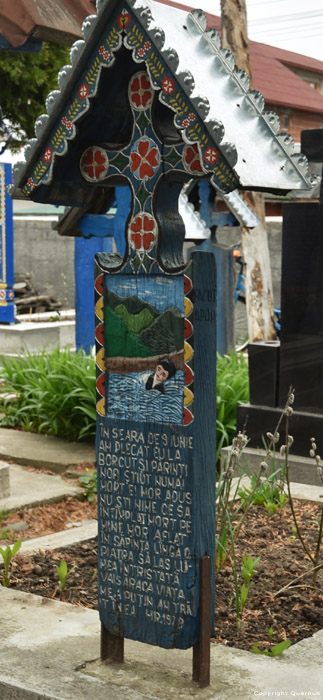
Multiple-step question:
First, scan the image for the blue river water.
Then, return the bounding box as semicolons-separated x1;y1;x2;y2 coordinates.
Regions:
107;370;184;424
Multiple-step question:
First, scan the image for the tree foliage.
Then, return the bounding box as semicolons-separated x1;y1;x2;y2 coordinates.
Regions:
0;42;69;150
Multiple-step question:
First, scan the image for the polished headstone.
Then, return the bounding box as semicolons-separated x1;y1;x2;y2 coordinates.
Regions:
236;403;323;458
248;341;279;408
279;202;323;413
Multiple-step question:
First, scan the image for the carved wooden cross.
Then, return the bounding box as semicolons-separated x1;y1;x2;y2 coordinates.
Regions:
79;68;220;274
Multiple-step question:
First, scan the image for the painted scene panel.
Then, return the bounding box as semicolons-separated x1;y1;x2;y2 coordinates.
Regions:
105;275;185;425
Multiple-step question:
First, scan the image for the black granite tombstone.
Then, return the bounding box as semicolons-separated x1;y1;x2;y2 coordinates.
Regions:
237;129;323;457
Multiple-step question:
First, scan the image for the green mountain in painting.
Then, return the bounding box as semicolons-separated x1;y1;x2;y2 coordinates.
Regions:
107;291;159;319
114;304;154;334
139;308;183;354
105;306;152;358
105;291;183;358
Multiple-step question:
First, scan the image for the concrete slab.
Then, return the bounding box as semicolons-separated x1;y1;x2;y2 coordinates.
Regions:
221;445;323;486
0;319;75;354
0;427;95;473
0;588;322;700
0;464;83;513
0;461;10;498
20;521;97;554
229;476;323;504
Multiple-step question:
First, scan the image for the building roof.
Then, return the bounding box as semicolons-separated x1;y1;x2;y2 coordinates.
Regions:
157;0;323;115
251;43;323;115
0;0;95;47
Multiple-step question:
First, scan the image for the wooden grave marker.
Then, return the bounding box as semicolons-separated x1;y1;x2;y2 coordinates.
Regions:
9;0;317;687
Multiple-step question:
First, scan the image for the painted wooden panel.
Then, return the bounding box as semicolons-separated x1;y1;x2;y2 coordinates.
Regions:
96;250;217;649
0;163;14;323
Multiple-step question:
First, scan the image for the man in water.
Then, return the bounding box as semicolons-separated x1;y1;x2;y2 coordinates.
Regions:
144;357;176;394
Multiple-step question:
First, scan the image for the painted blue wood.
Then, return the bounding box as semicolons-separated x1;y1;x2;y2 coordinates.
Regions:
78;214;116;238
198;181;237;229
75;235;112;353
192;183;235;355
96;250;217;649
0;163;15;324
198;239;235;356
75;187;131;352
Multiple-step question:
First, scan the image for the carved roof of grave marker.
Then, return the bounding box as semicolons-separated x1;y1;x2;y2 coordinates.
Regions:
10;0;318;201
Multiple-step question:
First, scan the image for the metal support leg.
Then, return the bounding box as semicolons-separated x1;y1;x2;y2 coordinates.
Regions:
101;622;124;663
192;555;211;687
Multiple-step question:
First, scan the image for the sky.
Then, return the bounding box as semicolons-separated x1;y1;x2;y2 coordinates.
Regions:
174;0;323;62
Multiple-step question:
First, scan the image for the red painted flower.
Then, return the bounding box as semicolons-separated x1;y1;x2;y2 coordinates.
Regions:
183;143;203;173
203;146;219;165
161;76;175;95
129;72;153;110
99;45;111;61
43;147;53;163
62;116;72;130
130;137;160;180
27;177;35;189
80;147;109;181
182;118;190;128
117;10;131;29
188;112;196;122
137;40;151;58
129;213;157;252
78;83;89;99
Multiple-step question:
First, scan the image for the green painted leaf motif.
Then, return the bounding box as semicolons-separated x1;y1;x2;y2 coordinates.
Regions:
130;254;142;274
110;152;129;172
136;183;150;208
141;253;155;274
136;111;149;134
164;148;182;167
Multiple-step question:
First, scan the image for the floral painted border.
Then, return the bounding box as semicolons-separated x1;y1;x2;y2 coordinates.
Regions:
183;269;194;425
94;267;106;417
21;2;238;198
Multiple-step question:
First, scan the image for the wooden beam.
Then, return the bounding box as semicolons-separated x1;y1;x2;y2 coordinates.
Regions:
101;623;124;663
192;556;211;687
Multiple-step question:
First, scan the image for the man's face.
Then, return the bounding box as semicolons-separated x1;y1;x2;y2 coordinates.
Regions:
155;364;169;383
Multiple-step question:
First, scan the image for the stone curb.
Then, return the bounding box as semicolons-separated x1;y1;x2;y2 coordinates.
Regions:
0;587;322;700
20;520;98;555
0;427;95;474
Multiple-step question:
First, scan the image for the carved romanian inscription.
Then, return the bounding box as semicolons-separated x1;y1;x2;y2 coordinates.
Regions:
97;420;198;648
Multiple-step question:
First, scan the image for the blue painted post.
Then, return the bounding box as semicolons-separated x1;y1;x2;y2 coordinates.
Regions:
74;187;131;353
197;181;235;356
0;163;15;324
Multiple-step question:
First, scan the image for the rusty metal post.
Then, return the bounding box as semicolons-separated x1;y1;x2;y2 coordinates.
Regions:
192;555;211;687
101;622;124;663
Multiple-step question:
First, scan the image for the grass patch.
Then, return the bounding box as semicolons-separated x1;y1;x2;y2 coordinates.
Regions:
216;351;249;462
0;347;96;442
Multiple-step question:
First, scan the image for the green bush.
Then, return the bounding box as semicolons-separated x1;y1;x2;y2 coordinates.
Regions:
216;351;249;462
0;347;96;441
